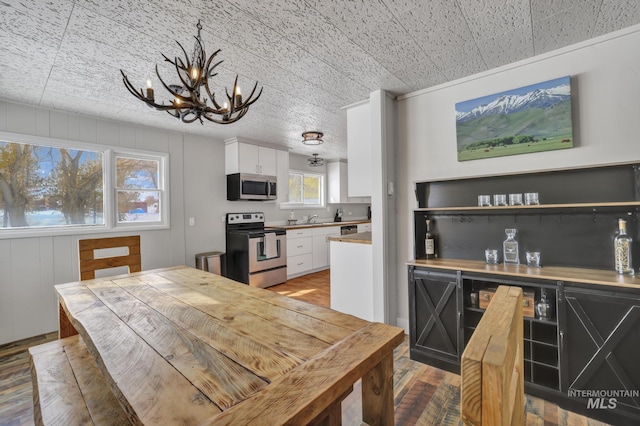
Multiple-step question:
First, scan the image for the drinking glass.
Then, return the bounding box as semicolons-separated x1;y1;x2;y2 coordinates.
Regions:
493;194;507;206
509;193;523;206
524;192;540;205
478;195;491;207
526;251;541;267
485;249;499;264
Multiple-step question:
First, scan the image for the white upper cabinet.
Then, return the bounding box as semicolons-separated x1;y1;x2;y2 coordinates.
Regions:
347;102;372;197
327;159;371;204
327;160;348;204
276;149;289;204
225;139;278;176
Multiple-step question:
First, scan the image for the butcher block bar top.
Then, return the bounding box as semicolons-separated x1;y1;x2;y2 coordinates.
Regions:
52;265;404;425
408;258;640;289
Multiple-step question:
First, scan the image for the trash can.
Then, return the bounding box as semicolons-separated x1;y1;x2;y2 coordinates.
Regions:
195;251;226;276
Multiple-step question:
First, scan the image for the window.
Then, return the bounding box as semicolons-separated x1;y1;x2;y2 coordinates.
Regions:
0;131;168;237
116;155;162;223
286;170;324;207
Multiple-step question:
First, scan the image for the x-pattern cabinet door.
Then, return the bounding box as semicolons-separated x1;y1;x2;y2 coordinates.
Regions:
409;268;460;364
561;285;640;419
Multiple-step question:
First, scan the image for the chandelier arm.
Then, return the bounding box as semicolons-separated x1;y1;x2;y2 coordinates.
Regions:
175;40;193;73
238;86;263;109
204;79;224;111
155;65;183;99
121;70;171;109
204;50;222;73
237;82;262;109
171;59;196;94
229;75;239;112
193;36;206;69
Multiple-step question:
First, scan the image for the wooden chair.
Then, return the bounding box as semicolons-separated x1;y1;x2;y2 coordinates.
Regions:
59;236;142;345
78;235;141;280
460;285;524;426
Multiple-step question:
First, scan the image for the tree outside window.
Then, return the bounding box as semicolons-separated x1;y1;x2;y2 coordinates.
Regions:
0;140;104;229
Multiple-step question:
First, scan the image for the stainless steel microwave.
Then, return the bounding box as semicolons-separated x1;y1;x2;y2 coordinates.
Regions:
227;173;277;201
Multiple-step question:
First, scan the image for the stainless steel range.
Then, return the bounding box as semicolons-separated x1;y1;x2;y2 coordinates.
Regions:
225;212;287;288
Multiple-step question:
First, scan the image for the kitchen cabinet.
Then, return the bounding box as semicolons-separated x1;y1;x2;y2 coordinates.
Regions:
312;226;341;269
276;149;289;204
408;163;640;424
408;267;461;371
286;226;339;278
225;140;278;176
560;284;640;422
330;236;373;321
346;102;372;197
327;160;371;204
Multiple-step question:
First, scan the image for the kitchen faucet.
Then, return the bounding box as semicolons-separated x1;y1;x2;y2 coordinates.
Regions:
307;214;318;224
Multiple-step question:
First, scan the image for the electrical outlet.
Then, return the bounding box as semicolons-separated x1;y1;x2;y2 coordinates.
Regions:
189;217;196;226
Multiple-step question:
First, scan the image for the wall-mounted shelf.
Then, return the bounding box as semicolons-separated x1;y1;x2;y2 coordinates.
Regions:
415;201;640;215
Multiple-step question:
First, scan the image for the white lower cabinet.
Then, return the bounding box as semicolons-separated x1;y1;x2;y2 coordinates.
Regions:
286;225;341;279
287;253;313;276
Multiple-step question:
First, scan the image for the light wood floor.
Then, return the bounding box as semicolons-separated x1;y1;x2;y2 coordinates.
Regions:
0;270;607;425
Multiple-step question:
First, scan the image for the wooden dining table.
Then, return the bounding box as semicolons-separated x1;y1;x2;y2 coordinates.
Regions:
51;265;404;425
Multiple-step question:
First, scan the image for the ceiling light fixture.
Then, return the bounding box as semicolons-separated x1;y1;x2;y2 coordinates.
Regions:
120;21;262;125
307;153;324;167
302;131;324;145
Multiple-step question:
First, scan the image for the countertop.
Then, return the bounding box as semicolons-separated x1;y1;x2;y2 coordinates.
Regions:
278;219;370;230
328;231;372;244
407;258;640;290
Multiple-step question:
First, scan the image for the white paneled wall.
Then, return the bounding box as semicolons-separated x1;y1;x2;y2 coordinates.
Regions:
0;100;189;344
394;27;640;330
0;100;369;345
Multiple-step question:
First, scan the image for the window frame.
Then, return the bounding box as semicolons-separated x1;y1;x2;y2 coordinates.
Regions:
0;131;169;239
282;169;325;209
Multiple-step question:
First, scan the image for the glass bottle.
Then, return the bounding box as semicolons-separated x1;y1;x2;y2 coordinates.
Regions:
614;219;634;275
425;219;437;259
503;228;519;265
535;289;553;321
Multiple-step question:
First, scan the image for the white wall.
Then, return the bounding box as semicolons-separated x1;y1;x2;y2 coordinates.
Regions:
394;25;640;329
0;100;369;344
0;101;188;344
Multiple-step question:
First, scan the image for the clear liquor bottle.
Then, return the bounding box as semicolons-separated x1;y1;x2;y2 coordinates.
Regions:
425;219;437;259
614;219;634;275
503;228;519;265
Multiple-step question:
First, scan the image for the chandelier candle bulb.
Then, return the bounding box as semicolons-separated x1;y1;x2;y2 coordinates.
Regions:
146;78;154;101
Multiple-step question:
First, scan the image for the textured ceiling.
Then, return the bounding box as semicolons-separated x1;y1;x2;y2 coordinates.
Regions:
1;0;639;159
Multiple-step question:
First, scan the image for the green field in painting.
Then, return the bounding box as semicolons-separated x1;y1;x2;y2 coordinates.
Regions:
457;136;572;161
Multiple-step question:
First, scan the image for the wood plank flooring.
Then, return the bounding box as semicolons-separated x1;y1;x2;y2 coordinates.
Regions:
0;270;608;425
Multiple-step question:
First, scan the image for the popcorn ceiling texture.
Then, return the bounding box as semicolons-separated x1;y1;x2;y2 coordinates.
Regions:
0;0;638;158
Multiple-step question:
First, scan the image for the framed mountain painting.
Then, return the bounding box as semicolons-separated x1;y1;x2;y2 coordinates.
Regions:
455;76;573;161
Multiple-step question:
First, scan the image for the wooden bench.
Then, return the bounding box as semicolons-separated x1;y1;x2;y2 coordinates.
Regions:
29;335;129;425
460;285;524;425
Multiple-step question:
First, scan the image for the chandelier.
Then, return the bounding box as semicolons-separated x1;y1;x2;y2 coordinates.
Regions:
120;21;262;124
307;154;324;167
302;131;323;145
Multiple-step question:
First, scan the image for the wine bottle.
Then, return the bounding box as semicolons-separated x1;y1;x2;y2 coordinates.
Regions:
614;219;634;275
425;219;437;259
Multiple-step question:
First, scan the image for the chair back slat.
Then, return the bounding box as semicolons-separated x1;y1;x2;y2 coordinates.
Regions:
78;236;141;281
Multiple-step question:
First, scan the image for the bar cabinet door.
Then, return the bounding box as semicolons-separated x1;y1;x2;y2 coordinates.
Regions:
560;285;640;421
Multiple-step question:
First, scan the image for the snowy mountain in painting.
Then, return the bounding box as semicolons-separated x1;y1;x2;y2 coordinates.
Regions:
456;84;570;122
